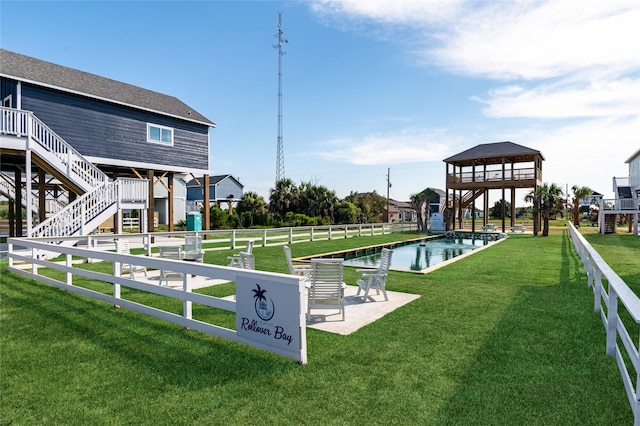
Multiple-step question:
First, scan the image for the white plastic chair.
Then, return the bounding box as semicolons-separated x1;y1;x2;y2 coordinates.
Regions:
159;245;184;285
283;245;311;279
239;252;255;270
115;239;147;279
307;258;345;321
356;248;393;302
183;235;204;263
228;240;254;267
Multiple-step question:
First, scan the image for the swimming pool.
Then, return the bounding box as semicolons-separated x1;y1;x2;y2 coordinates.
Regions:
343;237;491;272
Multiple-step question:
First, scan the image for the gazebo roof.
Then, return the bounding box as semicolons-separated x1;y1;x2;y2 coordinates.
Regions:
443;141;544;166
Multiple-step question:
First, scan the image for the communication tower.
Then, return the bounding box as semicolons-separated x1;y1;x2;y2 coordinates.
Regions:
274;12;288;182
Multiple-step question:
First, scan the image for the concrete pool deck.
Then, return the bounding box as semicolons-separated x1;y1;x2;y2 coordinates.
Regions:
124;270;420;336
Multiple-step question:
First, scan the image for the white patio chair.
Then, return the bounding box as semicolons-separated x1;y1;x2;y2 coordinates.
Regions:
159;245;184;285
115;239;147;279
239;252;255;270
228;240;254;267
356;248;393;302
183;235;204;263
283;245;312;279
307;258;345;321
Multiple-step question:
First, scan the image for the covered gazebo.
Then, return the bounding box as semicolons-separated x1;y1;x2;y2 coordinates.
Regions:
443;141;544;234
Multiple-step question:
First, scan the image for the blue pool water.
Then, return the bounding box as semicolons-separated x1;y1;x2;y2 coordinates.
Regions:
343;238;489;271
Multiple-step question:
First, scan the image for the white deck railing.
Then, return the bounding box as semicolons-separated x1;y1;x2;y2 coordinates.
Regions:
1;107;108;189
29;178;148;238
569;223;640;425
2;107;148;238
601;198;640;212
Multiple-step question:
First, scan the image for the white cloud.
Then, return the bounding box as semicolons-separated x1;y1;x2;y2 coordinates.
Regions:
475;77;640;118
429;0;640;80
509;116;639;195
310;0;463;26
315;127;455;165
308;0;640;199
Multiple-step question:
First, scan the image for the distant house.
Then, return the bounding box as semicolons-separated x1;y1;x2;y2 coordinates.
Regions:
382;199;414;223
627;148;640;191
0;49;215;235
580;191;603;212
417;187;445;216
186;175;244;212
600;148;640;235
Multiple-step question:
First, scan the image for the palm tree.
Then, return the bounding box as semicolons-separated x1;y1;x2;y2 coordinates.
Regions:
269;178;299;216
236;191;267;215
525;183;564;236
571;185;592;227
410;192;427;233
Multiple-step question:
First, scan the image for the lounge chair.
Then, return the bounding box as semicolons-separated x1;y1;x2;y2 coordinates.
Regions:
183;235;204;263
239;252;255;270
307;258;345;321
228;240;254;267
159;245;184;285
283;245;312;279
356;248;393;302
115;239;147;279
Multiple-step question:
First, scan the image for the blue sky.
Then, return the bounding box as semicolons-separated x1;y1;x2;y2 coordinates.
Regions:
2;1;638;205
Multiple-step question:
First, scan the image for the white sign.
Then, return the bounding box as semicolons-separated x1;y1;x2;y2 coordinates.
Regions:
236;273;304;358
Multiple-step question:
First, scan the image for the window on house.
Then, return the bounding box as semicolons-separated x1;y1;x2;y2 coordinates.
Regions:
147;123;174;145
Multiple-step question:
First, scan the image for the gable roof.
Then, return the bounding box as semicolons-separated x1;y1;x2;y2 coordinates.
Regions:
186;174;243;188
626;148;640;164
443;141;544;166
0;49;215;127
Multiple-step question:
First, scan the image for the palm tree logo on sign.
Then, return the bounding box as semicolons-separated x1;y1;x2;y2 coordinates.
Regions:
252;284;275;321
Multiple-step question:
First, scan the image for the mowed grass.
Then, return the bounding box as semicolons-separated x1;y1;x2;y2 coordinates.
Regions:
0;229;633;425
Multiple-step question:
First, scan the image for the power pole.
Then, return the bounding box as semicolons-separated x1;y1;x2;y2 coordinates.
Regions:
274;12;288;183
386;167;391;223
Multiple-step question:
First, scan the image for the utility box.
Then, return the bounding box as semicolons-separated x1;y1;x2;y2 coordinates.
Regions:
186;212;202;231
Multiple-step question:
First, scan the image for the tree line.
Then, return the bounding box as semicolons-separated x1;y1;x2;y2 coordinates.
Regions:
209;178;388;229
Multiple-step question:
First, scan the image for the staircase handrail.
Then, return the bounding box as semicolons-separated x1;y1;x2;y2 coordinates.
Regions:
29;178;148;238
0;171;40;214
1;107;108;189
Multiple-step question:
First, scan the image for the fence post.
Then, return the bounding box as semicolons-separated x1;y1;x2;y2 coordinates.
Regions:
594;269;602;313
231;230;236;249
262;229;267;247
112;260;121;307
344;225;348;239
328;225;332;240
183;275;192;320
66;253;73;285
289;228;293;244
587;258;594;288
606;290;618;357
310;226;314;242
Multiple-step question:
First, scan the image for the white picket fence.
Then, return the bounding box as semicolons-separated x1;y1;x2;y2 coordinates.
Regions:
569;223;640;424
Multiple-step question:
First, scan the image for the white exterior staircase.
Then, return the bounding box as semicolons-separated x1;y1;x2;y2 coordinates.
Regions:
1;107;148;243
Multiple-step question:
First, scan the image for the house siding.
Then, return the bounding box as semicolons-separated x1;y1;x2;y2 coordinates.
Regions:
215;179;243;200
20;84;209;170
186;177;243;201
1;78;18;107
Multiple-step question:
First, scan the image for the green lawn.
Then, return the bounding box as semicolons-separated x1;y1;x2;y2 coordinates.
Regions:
0;229;635;425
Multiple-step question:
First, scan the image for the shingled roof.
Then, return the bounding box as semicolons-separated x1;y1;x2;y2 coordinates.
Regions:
0;49;215;127
443;141;544;166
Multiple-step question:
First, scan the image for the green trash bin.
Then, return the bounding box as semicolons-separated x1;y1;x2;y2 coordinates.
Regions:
186;212;202;231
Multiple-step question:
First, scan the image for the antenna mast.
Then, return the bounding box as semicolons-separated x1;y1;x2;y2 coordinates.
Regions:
274;12;287;182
